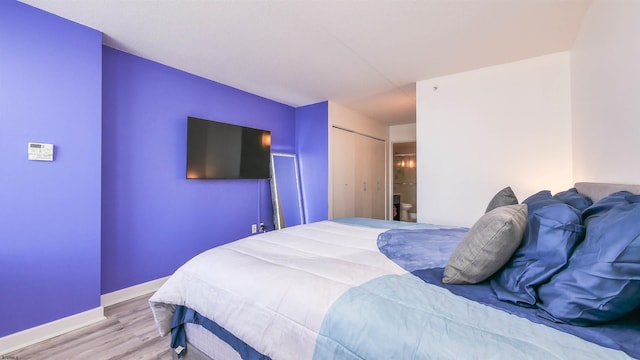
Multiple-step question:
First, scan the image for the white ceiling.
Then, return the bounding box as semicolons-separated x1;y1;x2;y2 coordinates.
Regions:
19;0;591;125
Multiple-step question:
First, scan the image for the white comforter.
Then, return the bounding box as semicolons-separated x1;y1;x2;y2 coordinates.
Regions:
149;220;632;360
149;220;406;359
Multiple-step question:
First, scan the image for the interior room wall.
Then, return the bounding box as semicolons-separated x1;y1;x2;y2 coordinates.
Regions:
0;1;102;337
329;102;388;140
295;102;329;223
0;4;332;344
571;0;640;184
416;52;573;227
101;47;297;294
389;123;417;143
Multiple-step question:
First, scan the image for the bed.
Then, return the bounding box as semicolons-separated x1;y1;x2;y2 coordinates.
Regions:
149;182;640;359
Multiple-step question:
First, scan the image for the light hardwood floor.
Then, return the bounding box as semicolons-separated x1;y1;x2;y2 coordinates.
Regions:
4;293;173;360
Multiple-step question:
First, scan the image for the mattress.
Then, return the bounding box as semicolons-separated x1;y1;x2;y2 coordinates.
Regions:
179;323;240;360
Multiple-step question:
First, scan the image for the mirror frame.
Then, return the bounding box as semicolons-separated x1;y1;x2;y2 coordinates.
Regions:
270;152;305;229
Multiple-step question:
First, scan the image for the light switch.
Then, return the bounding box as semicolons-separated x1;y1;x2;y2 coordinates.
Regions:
28;142;54;161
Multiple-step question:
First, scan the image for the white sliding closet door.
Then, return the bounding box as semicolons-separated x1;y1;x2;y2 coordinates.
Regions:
370;137;386;220
332;127;386;219
332;128;356;219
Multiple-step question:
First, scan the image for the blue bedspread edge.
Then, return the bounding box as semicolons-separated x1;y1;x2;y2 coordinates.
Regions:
171;305;270;360
371;221;639;359
413;267;640;359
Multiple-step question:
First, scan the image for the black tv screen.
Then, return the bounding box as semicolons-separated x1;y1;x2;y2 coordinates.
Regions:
186;117;271;179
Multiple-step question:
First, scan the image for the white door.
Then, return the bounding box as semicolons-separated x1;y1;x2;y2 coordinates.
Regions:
332;128;356;218
332;127;386;219
370;138;386;219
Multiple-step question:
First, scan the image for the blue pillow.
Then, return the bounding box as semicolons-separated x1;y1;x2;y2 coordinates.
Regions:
553;188;592;211
536;193;640;325
490;191;585;307
520;190;555;213
627;194;640;203
581;190;633;226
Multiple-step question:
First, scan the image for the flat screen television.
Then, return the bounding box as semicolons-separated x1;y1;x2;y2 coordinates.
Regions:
186;116;271;179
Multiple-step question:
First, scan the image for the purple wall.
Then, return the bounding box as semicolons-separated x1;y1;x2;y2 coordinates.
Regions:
101;47;296;293
0;0;330;339
0;1;102;337
295;102;329;222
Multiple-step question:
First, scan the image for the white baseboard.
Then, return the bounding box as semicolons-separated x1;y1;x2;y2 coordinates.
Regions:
0;276;170;356
0;307;105;356
100;276;170;307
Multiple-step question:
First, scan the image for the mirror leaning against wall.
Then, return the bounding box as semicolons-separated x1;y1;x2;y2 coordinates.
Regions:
270;152;305;229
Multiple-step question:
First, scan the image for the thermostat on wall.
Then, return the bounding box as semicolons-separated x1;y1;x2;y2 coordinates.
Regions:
28;142;54;161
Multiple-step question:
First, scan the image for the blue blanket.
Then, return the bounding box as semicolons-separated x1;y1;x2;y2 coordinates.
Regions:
377;227;467;271
374;226;639;359
414;268;640;359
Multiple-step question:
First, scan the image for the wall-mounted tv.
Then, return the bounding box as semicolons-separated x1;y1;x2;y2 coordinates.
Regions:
186;117;271;179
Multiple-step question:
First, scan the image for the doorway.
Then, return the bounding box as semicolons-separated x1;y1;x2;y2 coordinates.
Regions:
392;142;417;221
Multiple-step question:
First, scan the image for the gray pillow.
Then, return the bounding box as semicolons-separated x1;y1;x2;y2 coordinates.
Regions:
485;186;518;213
443;204;528;284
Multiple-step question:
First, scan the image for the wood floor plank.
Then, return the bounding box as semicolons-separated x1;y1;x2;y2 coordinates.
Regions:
4;293;173;360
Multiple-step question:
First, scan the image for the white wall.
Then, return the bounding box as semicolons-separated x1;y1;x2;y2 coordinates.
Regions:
389;123;416;143
329;102;388;140
571;0;640;184
327;102;388;219
416;52;573;227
